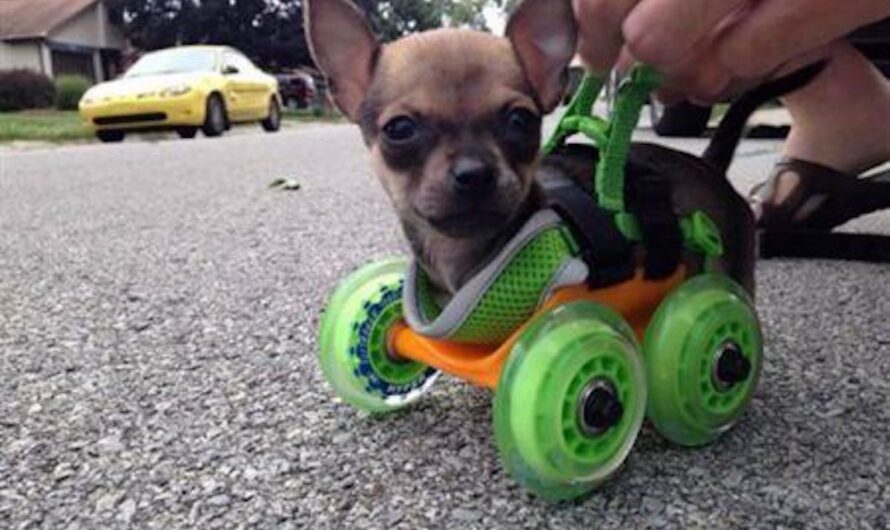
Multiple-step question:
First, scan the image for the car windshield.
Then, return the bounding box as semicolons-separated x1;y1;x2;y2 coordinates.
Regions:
126;49;217;77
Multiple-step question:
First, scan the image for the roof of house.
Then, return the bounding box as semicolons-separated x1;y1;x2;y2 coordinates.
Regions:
0;0;98;40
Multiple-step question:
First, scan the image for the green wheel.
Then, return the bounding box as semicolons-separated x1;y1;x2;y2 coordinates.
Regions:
493;302;647;502
317;258;439;413
644;274;763;446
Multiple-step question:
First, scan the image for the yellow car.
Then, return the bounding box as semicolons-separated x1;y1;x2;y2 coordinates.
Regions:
79;45;282;143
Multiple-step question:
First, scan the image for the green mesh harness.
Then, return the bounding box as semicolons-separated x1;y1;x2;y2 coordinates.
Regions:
404;210;586;345
403;66;724;345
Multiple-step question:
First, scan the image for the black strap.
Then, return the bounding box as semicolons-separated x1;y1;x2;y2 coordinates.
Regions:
759;230;890;262
542;179;636;287
627;171;683;280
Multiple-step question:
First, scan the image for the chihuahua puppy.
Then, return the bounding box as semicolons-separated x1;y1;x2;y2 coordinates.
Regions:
305;0;807;295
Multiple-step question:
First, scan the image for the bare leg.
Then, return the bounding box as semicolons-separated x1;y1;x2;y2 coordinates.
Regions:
753;41;890;222
783;41;890;173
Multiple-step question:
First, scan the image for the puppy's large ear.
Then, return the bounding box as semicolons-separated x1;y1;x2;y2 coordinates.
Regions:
304;0;379;120
506;0;578;112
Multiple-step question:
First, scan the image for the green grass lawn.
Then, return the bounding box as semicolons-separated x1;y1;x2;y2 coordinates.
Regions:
282;108;344;123
0;110;93;143
0;108;342;144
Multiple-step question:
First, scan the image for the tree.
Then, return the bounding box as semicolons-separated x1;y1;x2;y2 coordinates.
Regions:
354;0;497;42
446;0;492;29
107;0;313;69
106;0;508;69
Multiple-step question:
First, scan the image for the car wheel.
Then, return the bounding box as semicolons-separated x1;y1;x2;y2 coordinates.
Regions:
261;98;282;133
650;100;712;137
202;94;227;138
284;96;300;110
177;127;198;139
96;130;125;143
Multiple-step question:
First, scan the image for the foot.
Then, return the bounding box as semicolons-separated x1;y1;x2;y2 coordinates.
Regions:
752;42;890;226
751;158;890;230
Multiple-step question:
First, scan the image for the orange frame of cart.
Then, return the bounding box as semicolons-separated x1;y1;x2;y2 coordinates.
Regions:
390;267;686;389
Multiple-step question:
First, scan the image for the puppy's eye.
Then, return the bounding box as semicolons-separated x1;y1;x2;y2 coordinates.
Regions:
382;117;419;143
505;107;539;132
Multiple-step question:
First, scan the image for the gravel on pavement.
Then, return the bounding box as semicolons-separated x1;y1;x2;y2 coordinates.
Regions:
1;125;888;529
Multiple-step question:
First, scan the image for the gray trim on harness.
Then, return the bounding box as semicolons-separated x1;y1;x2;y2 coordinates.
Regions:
542;258;589;302
403;209;588;339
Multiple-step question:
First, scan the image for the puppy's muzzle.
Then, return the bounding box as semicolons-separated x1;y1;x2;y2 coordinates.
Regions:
450;156;496;196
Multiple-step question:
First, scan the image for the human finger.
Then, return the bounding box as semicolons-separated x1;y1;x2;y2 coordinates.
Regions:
623;0;750;68
718;0;890;78
573;0;640;73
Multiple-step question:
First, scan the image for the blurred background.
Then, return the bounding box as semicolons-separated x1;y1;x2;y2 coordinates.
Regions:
0;0;520;140
1;1;887;144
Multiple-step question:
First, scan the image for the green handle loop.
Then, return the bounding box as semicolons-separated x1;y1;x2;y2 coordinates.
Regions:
595;66;663;212
542;64;724;257
566;74;606;119
544;65;662;213
543;74;607;153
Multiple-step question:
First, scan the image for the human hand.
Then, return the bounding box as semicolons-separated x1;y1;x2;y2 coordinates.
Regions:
573;0;890;102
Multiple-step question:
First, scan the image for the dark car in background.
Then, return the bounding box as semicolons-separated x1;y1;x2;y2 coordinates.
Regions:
649;18;890;137
276;72;316;110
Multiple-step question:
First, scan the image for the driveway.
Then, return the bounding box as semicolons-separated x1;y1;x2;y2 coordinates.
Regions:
1;125;887;529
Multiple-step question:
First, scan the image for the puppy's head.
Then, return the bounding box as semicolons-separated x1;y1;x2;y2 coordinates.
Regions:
305;0;576;280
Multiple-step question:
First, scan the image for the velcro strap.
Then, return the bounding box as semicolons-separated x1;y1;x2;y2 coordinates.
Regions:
628;171;683;279
542;179;636;287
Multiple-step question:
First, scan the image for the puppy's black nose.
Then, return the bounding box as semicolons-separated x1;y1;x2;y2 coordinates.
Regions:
450;157;496;194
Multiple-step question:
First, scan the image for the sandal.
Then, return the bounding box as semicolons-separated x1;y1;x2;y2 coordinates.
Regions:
749;158;890;261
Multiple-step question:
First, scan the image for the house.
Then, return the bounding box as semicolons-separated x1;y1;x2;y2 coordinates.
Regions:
0;0;127;82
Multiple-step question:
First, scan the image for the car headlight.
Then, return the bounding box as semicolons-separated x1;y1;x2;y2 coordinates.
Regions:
160;84;193;97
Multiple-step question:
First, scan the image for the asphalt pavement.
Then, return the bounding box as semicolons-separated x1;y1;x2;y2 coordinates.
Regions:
1;124;888;529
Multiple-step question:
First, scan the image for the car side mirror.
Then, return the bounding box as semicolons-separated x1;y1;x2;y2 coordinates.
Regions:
223;65;239;75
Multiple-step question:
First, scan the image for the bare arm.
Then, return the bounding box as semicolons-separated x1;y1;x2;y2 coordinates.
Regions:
573;0;890;102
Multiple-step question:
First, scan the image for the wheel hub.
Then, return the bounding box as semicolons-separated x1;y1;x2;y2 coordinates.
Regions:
577;379;624;437
712;341;751;391
384;327;411;365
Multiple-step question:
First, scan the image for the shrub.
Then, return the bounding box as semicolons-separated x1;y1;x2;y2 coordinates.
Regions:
55;75;92;111
0;69;56;111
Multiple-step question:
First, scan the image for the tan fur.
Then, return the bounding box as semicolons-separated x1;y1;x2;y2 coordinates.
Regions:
361;30;544;292
370;30;536;125
305;0;577;293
